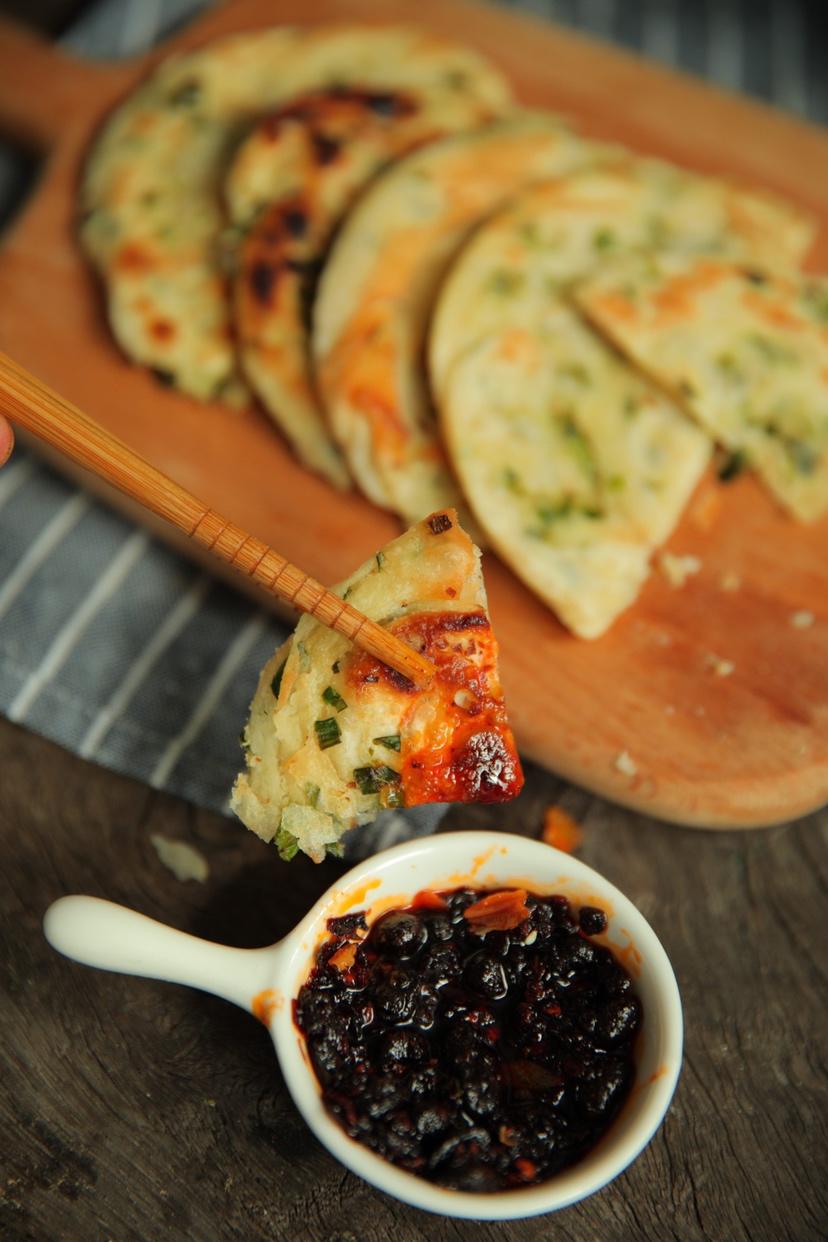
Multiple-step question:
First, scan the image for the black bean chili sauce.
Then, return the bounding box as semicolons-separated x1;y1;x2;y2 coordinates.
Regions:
294;887;642;1191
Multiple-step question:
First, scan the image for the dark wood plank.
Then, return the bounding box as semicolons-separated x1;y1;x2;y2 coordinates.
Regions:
0;716;825;1241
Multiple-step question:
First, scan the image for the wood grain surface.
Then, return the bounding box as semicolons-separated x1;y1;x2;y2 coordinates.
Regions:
1;717;825;1242
0;0;827;828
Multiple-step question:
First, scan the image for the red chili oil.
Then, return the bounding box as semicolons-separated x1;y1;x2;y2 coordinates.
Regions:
294;888;641;1191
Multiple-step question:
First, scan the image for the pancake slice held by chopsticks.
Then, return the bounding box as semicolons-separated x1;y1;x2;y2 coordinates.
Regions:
232;510;523;862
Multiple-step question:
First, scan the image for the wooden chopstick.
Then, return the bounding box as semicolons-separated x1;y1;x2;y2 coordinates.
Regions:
0;351;436;686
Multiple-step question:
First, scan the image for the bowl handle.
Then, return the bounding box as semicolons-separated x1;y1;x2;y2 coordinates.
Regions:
43;895;281;1015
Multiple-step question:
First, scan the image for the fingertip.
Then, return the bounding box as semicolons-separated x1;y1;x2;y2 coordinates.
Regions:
0;418;14;467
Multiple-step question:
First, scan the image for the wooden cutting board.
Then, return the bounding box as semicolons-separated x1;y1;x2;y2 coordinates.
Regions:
0;0;826;829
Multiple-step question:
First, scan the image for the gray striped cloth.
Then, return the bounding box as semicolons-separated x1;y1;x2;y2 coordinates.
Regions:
0;0;824;854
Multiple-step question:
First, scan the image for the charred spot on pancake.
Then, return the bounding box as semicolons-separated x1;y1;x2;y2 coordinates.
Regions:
250;262;277;305
438;612;488;632
361;90;417;118
312;133;342;165
743;268;768;286
428;513;453;535
150;318;175;342
283;208;308;238
260;115;284;142
115;243;154;273
453;730;519;801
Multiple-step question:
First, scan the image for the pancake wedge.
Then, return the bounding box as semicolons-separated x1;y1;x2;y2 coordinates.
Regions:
439;313;711;638
232;511;523;861
226;84;493;488
430;159;815;399
80;26;512;406
313;114;609;523
577;255;828;522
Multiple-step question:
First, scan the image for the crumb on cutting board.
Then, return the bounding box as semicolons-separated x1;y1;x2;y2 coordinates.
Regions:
614;750;637;776
719;571;742;593
790;610;815;629
150;834;209;883
657;552;702;588
542;806;583;853
705;653;735;677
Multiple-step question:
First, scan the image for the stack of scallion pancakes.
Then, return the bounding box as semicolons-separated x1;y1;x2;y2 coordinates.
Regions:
81;23;827;644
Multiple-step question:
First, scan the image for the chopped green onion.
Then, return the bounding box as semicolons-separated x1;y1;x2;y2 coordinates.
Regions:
537;496;574;524
561;416;596;477
715;352;742;381
488;269;524;296
376;551;385;570
326;841;345;859
748;333;794;364
380;785;405;810
373;734;401;752
559;362;590;385
592;227;615;252
304;782;320;809
270;659;287;699
322;686;348;712
803;283;828;323
169;79;201;107
787;440;818;475
502;467;521;493
354;764;401;795
314;718;342;750
275;827;299;862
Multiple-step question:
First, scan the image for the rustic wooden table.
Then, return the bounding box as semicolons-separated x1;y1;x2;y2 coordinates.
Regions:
1;715;825;1241
0;3;825;1232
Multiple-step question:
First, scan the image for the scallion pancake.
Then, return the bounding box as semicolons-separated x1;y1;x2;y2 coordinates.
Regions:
225;83;498;486
312;113;609;523
577;255;828;522
80;26;512;405
439;313;711;638
430;158;815;399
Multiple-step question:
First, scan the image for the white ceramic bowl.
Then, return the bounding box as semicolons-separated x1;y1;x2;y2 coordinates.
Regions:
44;830;682;1220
